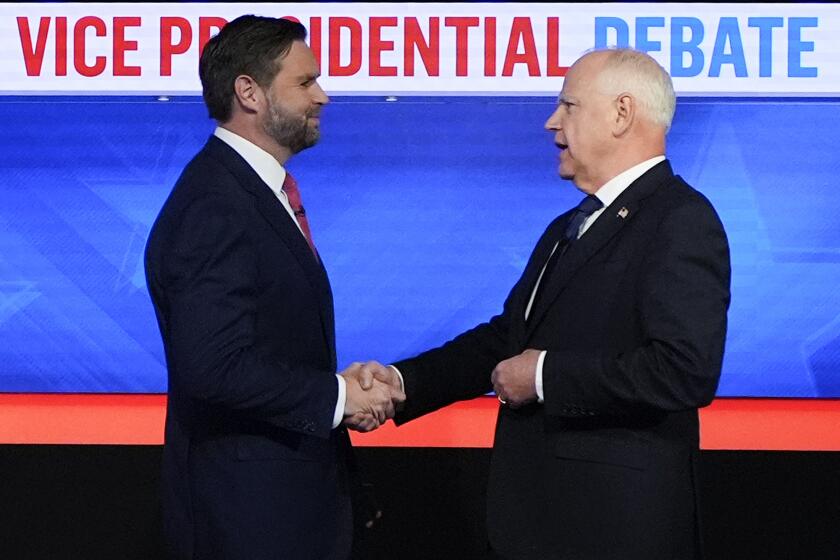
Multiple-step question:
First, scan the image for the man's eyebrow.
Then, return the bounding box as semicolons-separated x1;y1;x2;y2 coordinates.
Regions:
296;72;321;82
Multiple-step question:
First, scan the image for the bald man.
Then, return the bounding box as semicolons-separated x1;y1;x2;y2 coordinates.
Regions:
379;48;731;559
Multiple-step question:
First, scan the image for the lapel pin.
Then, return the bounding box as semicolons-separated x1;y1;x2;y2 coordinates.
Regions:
617;207;629;219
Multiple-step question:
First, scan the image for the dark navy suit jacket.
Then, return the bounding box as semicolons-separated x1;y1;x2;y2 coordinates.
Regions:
145;136;352;560
395;161;731;560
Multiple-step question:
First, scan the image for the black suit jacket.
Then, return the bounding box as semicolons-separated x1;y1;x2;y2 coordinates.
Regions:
145;136;352;560
395;161;731;560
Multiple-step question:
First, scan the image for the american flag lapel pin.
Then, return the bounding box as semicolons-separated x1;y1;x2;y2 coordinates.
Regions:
617;207;629;219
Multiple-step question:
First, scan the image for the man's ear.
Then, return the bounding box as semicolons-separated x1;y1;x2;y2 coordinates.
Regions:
613;92;635;137
232;74;263;115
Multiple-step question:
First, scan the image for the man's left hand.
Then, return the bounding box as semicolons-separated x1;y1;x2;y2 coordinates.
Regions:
491;349;541;408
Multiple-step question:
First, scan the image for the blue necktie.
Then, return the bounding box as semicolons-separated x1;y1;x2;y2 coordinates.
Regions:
530;195;604;316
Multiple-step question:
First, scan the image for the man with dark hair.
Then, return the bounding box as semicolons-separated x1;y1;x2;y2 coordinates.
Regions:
145;15;402;560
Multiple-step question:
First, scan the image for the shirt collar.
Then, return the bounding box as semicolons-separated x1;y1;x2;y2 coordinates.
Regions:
592;155;666;208
213;126;287;199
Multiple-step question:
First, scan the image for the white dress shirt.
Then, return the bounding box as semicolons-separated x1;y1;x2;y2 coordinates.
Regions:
532;155;666;401
213;127;347;429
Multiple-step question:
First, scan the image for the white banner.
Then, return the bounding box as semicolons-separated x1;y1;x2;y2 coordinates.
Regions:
2;3;838;96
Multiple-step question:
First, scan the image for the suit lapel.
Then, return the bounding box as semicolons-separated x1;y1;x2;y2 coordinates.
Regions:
206;137;336;361
252;183;336;365
252;182;326;288
509;217;568;348
525;161;674;336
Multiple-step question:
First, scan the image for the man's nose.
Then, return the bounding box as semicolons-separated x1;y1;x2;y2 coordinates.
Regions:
313;82;329;105
544;107;562;131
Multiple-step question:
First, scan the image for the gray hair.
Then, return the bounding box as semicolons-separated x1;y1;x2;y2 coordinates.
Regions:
589;48;676;132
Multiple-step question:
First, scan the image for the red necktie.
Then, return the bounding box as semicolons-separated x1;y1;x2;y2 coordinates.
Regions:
282;172;319;260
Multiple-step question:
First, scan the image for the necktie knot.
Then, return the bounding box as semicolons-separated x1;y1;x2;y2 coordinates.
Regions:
578;194;604;215
563;194;604;242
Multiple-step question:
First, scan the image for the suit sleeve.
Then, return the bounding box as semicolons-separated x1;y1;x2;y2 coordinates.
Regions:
542;198;731;417
394;217;566;423
157;193;338;438
393;311;510;424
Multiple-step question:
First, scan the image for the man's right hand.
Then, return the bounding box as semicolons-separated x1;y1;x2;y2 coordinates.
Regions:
341;361;405;432
351;361;404;397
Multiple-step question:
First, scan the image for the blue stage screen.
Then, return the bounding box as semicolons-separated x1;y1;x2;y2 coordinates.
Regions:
0;95;838;396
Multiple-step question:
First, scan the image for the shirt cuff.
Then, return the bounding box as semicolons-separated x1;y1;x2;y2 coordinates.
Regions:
535;350;547;403
332;374;346;429
388;365;406;393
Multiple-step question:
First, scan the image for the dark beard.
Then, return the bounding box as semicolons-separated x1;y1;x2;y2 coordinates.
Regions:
263;101;320;154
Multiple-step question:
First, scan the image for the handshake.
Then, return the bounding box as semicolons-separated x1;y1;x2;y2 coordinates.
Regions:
337;348;543;433
340;361;406;432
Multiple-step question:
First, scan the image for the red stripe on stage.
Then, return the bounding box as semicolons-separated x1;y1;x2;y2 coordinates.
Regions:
0;394;838;450
698;398;840;451
0;393;166;445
